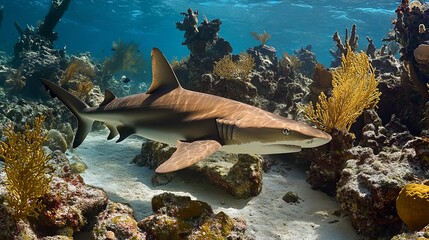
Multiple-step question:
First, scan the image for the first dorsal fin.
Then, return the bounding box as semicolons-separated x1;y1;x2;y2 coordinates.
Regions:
147;48;181;94
100;90;116;106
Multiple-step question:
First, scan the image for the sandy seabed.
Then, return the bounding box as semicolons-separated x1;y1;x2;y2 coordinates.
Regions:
69;129;363;240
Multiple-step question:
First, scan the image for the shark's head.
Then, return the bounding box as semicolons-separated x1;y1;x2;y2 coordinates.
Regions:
225;112;332;154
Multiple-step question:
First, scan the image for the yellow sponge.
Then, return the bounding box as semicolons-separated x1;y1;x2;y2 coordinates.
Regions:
396;183;429;231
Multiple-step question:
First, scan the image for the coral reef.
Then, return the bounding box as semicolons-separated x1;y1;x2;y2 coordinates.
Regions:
175;8;232;80
0;149;108;238
303;47;381;132
396;183;429;231
247;44;278;74
335;113;429;237
10;0;72;97
138;192;251;239
0;116;52;219
293;45;317;78
134;140;263;199
393;1;429;82
177;8;232;61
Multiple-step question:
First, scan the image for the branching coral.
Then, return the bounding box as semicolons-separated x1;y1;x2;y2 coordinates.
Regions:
213;53;255;80
60;58;94;99
302;47;381;132
102;40;145;75
0;116;52;219
250;31;271;45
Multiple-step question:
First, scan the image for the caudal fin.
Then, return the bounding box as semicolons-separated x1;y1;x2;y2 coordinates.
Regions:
41;79;94;148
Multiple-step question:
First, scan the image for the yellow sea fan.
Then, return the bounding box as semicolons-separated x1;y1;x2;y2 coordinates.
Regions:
213;53;255;81
302;47;381;132
0;116;52;219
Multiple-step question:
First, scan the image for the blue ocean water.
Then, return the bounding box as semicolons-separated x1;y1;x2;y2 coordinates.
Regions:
1;0;397;67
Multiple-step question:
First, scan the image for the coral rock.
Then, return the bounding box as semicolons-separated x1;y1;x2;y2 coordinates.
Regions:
45;129;68;152
336;139;429;237
391;224;429;240
134;140;263;198
92;201;146;240
138;193;252;240
396;183;429;231
246;44;278;73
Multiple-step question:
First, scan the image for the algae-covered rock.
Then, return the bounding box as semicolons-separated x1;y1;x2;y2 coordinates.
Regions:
151;193;213;218
396;183;429;231
188;211;235;239
134;140;263;199
193;151;263;198
92;201;146;240
45;129;68;152
70;160;88;174
282;191;301;204
138;193;252;240
391;224;429;240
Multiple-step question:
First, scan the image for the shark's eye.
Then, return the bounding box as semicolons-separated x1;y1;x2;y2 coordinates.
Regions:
282;128;291;135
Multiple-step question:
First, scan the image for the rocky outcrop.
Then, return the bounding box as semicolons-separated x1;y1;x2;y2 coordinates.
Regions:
134;140;263;199
176;8;232;76
92;201;146;240
138;193;252;240
336;128;429;238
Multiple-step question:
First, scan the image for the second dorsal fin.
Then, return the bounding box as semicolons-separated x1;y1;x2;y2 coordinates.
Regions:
100;90;116;106
147;48;182;94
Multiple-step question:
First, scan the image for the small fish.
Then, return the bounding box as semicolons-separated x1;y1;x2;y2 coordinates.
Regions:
121;75;131;83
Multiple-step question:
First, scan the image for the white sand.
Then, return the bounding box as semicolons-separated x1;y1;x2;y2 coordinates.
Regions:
70;129;363;240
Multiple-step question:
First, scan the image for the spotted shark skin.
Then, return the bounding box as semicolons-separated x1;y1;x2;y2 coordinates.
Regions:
42;48;331;173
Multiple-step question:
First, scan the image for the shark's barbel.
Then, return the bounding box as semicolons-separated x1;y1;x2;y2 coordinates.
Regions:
42;48;331;173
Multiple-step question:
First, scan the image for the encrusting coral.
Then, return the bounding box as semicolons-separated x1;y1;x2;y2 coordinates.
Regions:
213;53;255;81
302;46;381;132
396;183;429;231
0;115;52;219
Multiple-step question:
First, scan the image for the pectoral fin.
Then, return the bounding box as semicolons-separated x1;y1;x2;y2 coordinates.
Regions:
155;140;222;173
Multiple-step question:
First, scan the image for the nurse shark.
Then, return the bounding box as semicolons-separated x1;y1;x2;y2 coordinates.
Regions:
42;48;331;173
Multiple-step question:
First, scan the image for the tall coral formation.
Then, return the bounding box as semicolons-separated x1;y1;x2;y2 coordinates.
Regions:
302;47;381;132
0;116;52;219
330;24;359;67
213;53;255;81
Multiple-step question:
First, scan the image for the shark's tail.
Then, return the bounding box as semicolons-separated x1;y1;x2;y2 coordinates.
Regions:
41;79;94;148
